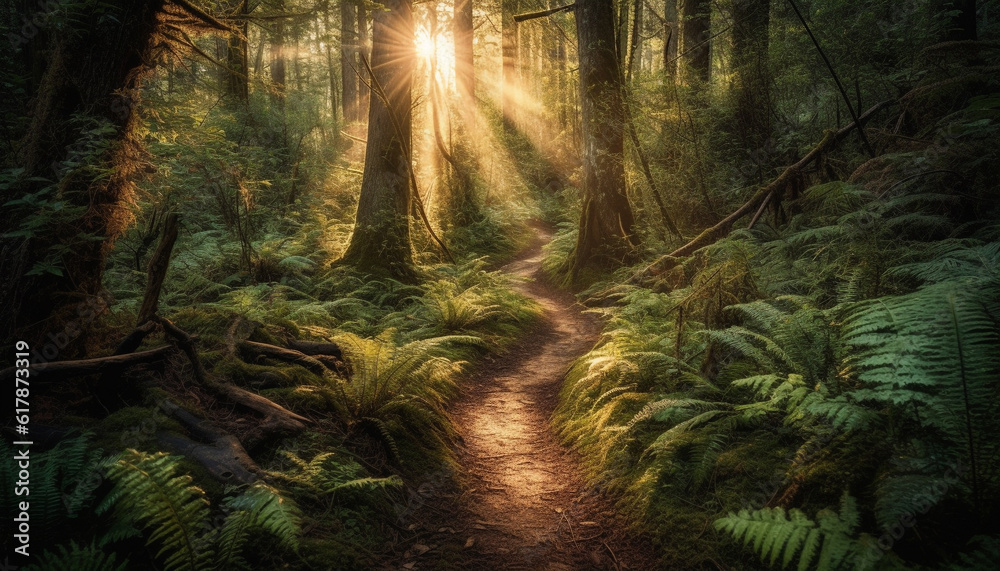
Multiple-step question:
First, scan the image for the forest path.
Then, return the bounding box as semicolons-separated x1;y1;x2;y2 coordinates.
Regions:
380;225;654;570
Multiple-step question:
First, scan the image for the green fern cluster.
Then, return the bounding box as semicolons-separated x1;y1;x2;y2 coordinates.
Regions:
98;450;301;571
716;493;868;571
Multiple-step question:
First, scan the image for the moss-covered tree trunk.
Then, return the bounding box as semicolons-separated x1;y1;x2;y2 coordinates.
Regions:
0;0;165;345
681;0;710;82
337;0;415;279
225;0;250;102
568;0;636;278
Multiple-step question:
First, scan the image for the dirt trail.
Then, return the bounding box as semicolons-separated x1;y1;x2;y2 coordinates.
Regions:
381;227;654;570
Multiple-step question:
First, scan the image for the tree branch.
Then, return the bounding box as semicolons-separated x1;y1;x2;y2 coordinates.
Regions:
514;4;576;23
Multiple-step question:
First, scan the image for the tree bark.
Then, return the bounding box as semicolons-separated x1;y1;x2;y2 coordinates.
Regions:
731;0;770;150
357;1;371;117
225;0;250;102
337;0;416;279
0;0;165;346
569;0;637;277
341;0;359;122
681;0;710;82
664;0;678;79
627;0;644;81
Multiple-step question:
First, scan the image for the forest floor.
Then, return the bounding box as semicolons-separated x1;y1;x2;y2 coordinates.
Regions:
378;225;656;570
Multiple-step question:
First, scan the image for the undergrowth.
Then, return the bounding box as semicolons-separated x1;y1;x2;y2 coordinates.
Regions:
554;69;1000;569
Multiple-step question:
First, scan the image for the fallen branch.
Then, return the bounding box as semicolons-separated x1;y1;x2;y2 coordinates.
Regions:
514;3;575;23
1;346;173;384
633;100;893;282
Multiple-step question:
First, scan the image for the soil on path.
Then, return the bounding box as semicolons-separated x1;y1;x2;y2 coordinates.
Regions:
379;226;656;570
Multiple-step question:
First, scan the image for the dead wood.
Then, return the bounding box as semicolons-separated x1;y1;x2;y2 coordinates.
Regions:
1;346;173;384
632;100;894;283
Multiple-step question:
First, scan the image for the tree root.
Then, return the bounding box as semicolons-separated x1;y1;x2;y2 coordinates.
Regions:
157;398;259;484
238;340;331;377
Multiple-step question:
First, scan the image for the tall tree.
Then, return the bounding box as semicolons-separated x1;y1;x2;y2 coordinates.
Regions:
338;0;416;278
569;0;636;276
225;0;250;102
454;0;475;108
502;0;520;127
358;1;371;117
0;1;230;344
731;0;770;150
270;0;287;95
627;0;644;81
664;0;679;79
681;0;710;82
341;0;359;121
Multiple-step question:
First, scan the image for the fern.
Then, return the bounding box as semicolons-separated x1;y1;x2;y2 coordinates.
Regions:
842;278;1000;503
24;541;128;571
0;433;102;532
716;493;866;571
98;450;212;571
216;483;302;569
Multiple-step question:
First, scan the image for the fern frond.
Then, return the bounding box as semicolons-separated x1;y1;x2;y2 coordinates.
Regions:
100;450;212;571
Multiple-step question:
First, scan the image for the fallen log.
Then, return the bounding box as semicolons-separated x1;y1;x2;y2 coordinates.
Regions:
632;100;894;283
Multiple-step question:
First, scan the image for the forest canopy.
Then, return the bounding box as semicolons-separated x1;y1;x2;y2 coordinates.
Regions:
1;0;998;569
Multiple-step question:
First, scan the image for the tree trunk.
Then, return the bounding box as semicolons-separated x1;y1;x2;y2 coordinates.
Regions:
454;0;475;109
270;0;287;95
502;0;520;128
664;0;678;80
341;0;359;122
0;0;165;346
337;0;416;279
322;4;340;123
681;0;710;82
569;0;637;277
627;0;643;81
731;0;770;150
358;1;371;118
225;0;250;102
